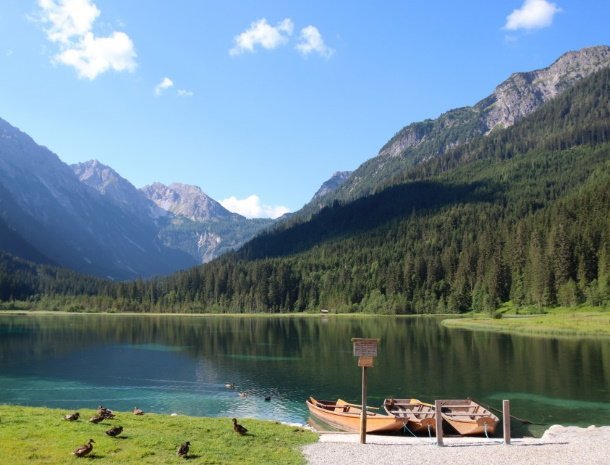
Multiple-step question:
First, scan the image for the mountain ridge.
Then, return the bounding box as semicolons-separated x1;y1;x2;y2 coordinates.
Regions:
300;45;610;214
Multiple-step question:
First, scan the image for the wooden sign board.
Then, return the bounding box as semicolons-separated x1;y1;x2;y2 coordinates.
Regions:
358;356;374;367
351;338;378;357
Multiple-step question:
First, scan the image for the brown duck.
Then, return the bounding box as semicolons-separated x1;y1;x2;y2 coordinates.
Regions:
105;425;123;437
64;412;80;421
133;407;144;415
232;418;248;435
177;441;190;458
73;439;94;457
97;405;115;419
89;414;104;424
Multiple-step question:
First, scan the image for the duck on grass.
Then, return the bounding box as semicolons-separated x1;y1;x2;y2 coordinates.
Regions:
0;405;317;465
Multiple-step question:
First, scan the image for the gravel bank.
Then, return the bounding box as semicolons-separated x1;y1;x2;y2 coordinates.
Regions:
302;425;610;465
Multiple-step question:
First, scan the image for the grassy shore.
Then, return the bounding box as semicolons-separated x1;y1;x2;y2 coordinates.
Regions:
442;306;610;337
0;405;318;465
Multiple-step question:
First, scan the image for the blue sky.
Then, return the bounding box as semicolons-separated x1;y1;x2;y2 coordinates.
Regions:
1;1;609;218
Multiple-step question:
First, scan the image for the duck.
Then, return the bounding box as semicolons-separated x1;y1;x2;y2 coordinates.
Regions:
133;407;144;415
64;412;80;421
264;396;272;402
97;405;115;419
73;439;94;457
224;383;236;389
105;425;123;437
89;414;104;424
232;418;248;435
177;441;190;458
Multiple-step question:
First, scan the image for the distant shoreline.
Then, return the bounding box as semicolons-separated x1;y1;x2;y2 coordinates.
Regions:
442;309;610;338
2;308;609;338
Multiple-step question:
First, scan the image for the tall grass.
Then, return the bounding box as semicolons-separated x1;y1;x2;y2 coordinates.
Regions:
442;307;610;337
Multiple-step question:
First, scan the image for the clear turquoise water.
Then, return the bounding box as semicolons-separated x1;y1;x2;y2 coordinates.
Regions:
0;313;608;436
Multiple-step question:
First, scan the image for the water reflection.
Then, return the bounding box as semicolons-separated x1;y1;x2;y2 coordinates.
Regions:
0;313;608;435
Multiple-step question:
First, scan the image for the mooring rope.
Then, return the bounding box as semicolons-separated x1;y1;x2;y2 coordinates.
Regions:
428;424;435;445
402;421;417;437
483;422;489;439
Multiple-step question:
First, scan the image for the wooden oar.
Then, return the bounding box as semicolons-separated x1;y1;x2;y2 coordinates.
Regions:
344;402;380;410
468;398;542;425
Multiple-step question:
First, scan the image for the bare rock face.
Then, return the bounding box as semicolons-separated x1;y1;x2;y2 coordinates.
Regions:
73;160;166;221
197;231;222;263
378;46;610;160
312;171;353;201
478;46;610;132
141;182;237;222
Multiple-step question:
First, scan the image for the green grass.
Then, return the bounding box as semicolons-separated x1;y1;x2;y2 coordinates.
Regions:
0;405;318;465
442;306;610;337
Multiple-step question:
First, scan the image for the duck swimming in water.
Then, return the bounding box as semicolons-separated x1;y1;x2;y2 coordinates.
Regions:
73;439;94;457
232;418;248;435
177;441;190;458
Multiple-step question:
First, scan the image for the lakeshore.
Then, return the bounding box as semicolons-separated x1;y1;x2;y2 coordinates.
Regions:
1;306;610;338
442;307;610;338
2;405;609;465
303;425;610;465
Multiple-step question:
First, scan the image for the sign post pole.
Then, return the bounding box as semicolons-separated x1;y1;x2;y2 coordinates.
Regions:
351;338;379;445
360;365;367;444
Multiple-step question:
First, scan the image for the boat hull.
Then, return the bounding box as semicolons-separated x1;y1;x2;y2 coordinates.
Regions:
306;397;404;434
383;398;436;435
438;399;499;436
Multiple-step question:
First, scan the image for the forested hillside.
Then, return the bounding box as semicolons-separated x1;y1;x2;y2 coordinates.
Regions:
1;68;608;314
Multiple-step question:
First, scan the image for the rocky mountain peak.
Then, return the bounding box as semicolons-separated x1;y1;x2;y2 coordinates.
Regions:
73;159;128;195
72;160;166;220
378;45;610;160
141;182;239;222
478;45;610;132
312;171;353;201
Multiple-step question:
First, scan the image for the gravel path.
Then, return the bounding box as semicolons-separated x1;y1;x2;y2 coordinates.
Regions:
302;425;610;465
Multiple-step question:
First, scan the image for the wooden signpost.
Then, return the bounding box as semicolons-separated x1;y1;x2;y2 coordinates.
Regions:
351;338;379;444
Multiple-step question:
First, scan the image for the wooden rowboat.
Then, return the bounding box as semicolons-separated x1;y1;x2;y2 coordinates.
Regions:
438;399;499;436
383;398;436;435
306;397;404;433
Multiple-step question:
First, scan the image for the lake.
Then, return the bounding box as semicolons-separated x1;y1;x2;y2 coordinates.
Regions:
0;313;608;436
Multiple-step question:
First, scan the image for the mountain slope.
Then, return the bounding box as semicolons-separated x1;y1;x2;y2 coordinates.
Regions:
147;65;610;313
0;120;196;279
141;182;237;222
304;45;610;212
311;171;352;202
73;160;166;222
2;49;609;314
141;182;273;263
73;162;272;264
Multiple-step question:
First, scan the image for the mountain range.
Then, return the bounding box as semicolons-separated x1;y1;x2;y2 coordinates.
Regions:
0;129;277;279
0;45;609;294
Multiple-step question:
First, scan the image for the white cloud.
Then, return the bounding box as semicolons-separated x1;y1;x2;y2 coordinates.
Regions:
37;0;137;79
220;195;290;219
504;0;562;31
154;77;174;96
296;26;333;58
177;89;194;97
229;18;294;56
